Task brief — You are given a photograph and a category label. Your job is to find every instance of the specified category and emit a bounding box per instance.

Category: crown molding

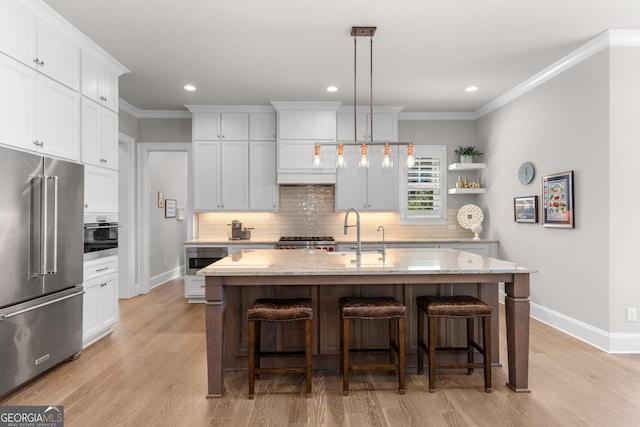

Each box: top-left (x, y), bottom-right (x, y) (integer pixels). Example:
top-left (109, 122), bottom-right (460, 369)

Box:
top-left (474, 29), bottom-right (640, 119)
top-left (120, 30), bottom-right (640, 121)
top-left (399, 112), bottom-right (476, 121)
top-left (118, 99), bottom-right (191, 119)
top-left (185, 105), bottom-right (275, 113)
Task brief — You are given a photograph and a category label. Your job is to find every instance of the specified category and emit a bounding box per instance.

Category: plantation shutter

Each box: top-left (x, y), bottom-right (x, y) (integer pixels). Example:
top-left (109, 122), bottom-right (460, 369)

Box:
top-left (400, 145), bottom-right (447, 224)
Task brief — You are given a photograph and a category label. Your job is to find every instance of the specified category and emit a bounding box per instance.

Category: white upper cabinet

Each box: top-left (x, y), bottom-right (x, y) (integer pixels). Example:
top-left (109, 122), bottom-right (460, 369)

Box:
top-left (0, 0), bottom-right (36, 67)
top-left (81, 51), bottom-right (119, 112)
top-left (81, 98), bottom-right (118, 169)
top-left (249, 112), bottom-right (276, 141)
top-left (249, 140), bottom-right (278, 211)
top-left (0, 54), bottom-right (36, 150)
top-left (337, 111), bottom-right (399, 142)
top-left (278, 110), bottom-right (336, 140)
top-left (335, 144), bottom-right (398, 212)
top-left (36, 19), bottom-right (80, 91)
top-left (84, 165), bottom-right (118, 215)
top-left (36, 74), bottom-right (80, 160)
top-left (193, 113), bottom-right (249, 141)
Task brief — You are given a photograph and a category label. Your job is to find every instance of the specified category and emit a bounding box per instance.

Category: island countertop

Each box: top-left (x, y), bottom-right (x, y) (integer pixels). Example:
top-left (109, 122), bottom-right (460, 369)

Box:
top-left (197, 248), bottom-right (535, 277)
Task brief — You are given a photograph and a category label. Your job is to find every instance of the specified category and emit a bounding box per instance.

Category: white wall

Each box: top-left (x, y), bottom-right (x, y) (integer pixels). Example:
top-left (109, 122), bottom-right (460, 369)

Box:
top-left (476, 47), bottom-right (640, 351)
top-left (149, 151), bottom-right (188, 282)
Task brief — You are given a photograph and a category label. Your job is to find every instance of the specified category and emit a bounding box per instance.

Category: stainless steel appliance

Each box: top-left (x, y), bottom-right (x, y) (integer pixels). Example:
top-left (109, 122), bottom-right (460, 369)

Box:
top-left (186, 247), bottom-right (228, 275)
top-left (276, 236), bottom-right (336, 251)
top-left (84, 216), bottom-right (118, 261)
top-left (228, 220), bottom-right (253, 240)
top-left (0, 146), bottom-right (84, 398)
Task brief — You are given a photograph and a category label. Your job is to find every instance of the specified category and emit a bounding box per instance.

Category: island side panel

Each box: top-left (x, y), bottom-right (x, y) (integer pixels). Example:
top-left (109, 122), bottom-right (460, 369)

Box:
top-left (205, 276), bottom-right (225, 397)
top-left (505, 273), bottom-right (531, 392)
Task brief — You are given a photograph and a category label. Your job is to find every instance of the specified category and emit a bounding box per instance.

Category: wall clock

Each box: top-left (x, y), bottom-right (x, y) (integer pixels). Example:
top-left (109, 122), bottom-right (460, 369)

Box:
top-left (518, 162), bottom-right (535, 184)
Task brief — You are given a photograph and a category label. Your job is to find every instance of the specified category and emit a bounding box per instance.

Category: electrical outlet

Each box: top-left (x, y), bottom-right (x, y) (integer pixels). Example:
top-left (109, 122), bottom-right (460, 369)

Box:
top-left (627, 307), bottom-right (637, 322)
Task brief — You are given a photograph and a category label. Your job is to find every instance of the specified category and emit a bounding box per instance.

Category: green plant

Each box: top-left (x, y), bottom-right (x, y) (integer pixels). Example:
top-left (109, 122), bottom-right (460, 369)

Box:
top-left (454, 146), bottom-right (483, 158)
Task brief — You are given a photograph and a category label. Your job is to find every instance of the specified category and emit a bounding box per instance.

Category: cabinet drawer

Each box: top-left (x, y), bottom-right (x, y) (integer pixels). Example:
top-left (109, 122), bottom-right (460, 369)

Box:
top-left (84, 256), bottom-right (117, 281)
top-left (185, 276), bottom-right (205, 297)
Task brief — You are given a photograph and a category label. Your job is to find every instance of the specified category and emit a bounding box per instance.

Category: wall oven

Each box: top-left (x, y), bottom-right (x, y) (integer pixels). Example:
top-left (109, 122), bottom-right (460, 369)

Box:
top-left (186, 247), bottom-right (228, 275)
top-left (84, 216), bottom-right (118, 260)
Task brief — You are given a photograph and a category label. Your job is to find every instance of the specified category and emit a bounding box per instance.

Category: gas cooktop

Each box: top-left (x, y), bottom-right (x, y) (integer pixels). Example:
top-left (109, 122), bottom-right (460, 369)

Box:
top-left (278, 236), bottom-right (334, 242)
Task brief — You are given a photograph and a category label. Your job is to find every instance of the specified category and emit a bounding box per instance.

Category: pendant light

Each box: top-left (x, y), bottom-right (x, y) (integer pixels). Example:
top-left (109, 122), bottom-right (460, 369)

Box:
top-left (312, 143), bottom-right (322, 168)
top-left (382, 143), bottom-right (393, 168)
top-left (406, 143), bottom-right (415, 168)
top-left (336, 143), bottom-right (346, 167)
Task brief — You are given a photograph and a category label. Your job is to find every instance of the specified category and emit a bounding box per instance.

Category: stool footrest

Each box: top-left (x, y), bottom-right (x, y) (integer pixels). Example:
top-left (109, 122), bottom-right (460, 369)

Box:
top-left (350, 363), bottom-right (398, 371)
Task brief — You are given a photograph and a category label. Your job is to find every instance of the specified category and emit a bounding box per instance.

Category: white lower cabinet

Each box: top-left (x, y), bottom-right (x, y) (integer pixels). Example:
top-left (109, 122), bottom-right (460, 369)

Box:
top-left (82, 255), bottom-right (118, 347)
top-left (185, 275), bottom-right (205, 303)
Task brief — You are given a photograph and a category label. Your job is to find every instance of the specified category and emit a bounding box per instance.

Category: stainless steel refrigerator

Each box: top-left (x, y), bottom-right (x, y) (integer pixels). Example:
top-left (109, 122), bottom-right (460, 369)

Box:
top-left (0, 146), bottom-right (84, 397)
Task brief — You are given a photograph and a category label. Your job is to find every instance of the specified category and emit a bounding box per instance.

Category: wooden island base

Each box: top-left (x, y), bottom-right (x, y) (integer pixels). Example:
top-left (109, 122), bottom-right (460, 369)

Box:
top-left (200, 249), bottom-right (533, 397)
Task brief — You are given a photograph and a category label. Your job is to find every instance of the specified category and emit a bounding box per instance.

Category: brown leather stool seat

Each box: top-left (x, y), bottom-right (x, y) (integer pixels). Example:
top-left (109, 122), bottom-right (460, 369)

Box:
top-left (247, 298), bottom-right (313, 399)
top-left (339, 296), bottom-right (406, 396)
top-left (417, 295), bottom-right (492, 393)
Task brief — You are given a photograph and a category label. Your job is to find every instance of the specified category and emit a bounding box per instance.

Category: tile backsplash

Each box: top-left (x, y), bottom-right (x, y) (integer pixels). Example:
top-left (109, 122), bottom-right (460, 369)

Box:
top-left (197, 185), bottom-right (474, 241)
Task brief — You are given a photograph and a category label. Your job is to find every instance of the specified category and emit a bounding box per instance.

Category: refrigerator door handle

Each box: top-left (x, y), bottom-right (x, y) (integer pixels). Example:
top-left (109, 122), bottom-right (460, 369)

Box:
top-left (49, 175), bottom-right (59, 275)
top-left (0, 290), bottom-right (84, 320)
top-left (39, 174), bottom-right (48, 277)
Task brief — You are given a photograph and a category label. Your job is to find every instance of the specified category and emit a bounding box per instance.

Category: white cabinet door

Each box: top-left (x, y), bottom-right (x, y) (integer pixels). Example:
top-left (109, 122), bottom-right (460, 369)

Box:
top-left (0, 0), bottom-right (36, 67)
top-left (82, 280), bottom-right (100, 341)
top-left (81, 98), bottom-right (101, 166)
top-left (249, 140), bottom-right (278, 211)
top-left (249, 112), bottom-right (276, 141)
top-left (220, 141), bottom-right (249, 210)
top-left (221, 113), bottom-right (249, 141)
top-left (36, 18), bottom-right (79, 91)
top-left (0, 54), bottom-right (36, 150)
top-left (335, 145), bottom-right (367, 210)
top-left (278, 110), bottom-right (336, 140)
top-left (84, 165), bottom-right (118, 214)
top-left (370, 113), bottom-right (398, 142)
top-left (36, 74), bottom-right (80, 160)
top-left (193, 141), bottom-right (221, 210)
top-left (366, 146), bottom-right (398, 211)
top-left (81, 52), bottom-right (119, 113)
top-left (99, 276), bottom-right (118, 328)
top-left (337, 113), bottom-right (367, 142)
top-left (100, 107), bottom-right (118, 169)
top-left (193, 113), bottom-right (221, 140)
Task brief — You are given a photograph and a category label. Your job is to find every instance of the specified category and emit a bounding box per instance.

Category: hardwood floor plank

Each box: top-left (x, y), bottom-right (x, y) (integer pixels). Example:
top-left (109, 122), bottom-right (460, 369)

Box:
top-left (2, 278), bottom-right (640, 427)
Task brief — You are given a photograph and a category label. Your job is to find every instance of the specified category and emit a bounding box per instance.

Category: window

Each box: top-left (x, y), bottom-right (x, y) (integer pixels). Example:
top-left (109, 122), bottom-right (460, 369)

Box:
top-left (399, 145), bottom-right (446, 224)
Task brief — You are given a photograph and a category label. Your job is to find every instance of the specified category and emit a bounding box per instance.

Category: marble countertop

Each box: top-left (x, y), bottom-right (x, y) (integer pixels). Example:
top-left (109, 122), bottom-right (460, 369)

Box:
top-left (197, 248), bottom-right (535, 276)
top-left (184, 238), bottom-right (499, 245)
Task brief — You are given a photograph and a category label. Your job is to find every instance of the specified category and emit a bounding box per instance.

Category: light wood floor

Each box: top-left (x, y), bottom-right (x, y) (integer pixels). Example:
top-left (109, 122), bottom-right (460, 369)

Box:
top-left (2, 278), bottom-right (640, 426)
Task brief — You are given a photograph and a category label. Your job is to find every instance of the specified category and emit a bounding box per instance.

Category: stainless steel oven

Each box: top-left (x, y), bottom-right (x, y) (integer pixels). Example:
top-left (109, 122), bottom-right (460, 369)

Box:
top-left (84, 217), bottom-right (118, 261)
top-left (186, 247), bottom-right (228, 275)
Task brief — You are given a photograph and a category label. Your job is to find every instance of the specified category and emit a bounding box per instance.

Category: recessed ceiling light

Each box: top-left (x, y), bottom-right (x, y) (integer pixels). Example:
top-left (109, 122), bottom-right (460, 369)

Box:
top-left (184, 84), bottom-right (196, 91)
top-left (465, 85), bottom-right (478, 93)
top-left (326, 86), bottom-right (338, 93)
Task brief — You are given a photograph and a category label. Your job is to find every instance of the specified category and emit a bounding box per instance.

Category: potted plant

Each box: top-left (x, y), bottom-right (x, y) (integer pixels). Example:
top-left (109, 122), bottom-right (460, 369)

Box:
top-left (454, 146), bottom-right (483, 163)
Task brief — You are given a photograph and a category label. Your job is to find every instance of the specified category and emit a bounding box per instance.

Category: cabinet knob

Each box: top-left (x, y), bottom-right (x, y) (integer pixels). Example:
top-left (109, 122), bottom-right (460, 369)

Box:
top-left (84, 203), bottom-right (88, 208)
top-left (100, 96), bottom-right (107, 101)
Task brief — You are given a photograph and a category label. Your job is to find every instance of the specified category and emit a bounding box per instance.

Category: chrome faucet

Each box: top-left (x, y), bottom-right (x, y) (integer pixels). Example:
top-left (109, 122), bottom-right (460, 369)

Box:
top-left (377, 225), bottom-right (386, 256)
top-left (344, 207), bottom-right (361, 256)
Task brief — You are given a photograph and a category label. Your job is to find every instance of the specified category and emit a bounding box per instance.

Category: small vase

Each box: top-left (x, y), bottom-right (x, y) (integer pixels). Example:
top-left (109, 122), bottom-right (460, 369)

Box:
top-left (460, 155), bottom-right (473, 164)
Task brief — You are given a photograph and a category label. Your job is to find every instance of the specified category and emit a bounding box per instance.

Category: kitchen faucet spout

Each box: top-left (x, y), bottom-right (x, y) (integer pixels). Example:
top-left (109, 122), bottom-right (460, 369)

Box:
top-left (344, 208), bottom-right (361, 256)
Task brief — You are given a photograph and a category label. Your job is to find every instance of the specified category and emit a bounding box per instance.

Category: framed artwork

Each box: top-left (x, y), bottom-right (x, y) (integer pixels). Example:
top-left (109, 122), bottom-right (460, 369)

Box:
top-left (514, 196), bottom-right (538, 223)
top-left (542, 171), bottom-right (574, 228)
top-left (164, 199), bottom-right (177, 218)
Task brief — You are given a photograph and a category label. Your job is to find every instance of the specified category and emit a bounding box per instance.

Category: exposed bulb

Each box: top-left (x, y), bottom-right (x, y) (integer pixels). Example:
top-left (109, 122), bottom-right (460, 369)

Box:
top-left (336, 143), bottom-right (347, 168)
top-left (358, 143), bottom-right (369, 168)
top-left (382, 143), bottom-right (393, 168)
top-left (406, 143), bottom-right (415, 168)
top-left (312, 143), bottom-right (322, 168)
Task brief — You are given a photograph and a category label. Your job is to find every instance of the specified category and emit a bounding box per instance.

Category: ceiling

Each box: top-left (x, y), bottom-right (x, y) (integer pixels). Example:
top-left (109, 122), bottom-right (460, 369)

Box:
top-left (43, 0), bottom-right (640, 113)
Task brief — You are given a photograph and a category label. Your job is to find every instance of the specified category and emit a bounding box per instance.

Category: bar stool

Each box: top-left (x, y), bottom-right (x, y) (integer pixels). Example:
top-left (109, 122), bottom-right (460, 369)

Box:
top-left (416, 295), bottom-right (492, 393)
top-left (339, 296), bottom-right (406, 396)
top-left (247, 298), bottom-right (313, 399)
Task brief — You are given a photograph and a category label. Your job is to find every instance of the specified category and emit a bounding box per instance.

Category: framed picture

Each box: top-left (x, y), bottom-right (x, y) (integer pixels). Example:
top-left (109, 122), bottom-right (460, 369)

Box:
top-left (542, 171), bottom-right (574, 228)
top-left (514, 196), bottom-right (538, 223)
top-left (164, 199), bottom-right (177, 218)
top-left (158, 191), bottom-right (164, 208)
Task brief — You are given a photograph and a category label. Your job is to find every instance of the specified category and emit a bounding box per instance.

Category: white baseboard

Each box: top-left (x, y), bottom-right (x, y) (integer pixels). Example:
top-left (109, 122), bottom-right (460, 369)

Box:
top-left (499, 289), bottom-right (640, 353)
top-left (150, 265), bottom-right (184, 289)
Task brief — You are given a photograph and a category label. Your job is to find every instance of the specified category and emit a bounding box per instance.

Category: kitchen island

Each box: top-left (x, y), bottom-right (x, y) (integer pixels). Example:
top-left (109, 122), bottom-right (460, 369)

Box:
top-left (198, 248), bottom-right (535, 397)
